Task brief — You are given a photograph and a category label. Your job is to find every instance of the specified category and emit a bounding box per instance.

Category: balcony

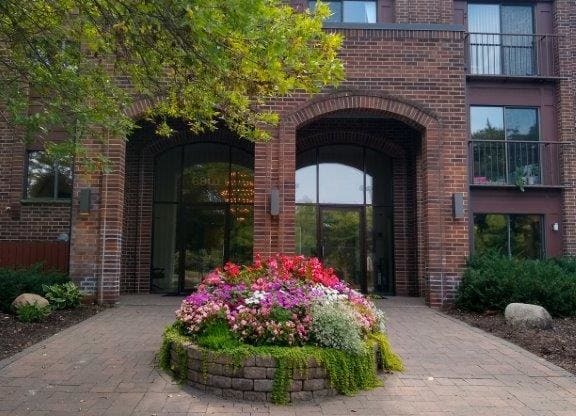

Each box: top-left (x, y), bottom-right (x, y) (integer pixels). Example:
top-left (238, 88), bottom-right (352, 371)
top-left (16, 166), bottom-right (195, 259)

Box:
top-left (466, 33), bottom-right (559, 78)
top-left (469, 140), bottom-right (565, 188)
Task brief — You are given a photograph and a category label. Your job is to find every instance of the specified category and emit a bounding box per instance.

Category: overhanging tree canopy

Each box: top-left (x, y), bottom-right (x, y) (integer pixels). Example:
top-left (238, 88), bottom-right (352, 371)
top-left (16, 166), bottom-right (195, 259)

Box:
top-left (0, 0), bottom-right (343, 165)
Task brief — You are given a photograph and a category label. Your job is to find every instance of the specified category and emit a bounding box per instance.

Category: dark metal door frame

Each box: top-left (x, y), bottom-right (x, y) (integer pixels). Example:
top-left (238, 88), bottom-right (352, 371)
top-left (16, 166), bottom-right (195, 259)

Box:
top-left (318, 205), bottom-right (367, 293)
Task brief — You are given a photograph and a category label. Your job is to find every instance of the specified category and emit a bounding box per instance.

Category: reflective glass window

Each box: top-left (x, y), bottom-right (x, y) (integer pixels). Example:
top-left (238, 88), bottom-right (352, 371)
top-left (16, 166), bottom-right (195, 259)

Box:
top-left (309, 1), bottom-right (376, 23)
top-left (319, 145), bottom-right (364, 204)
top-left (26, 150), bottom-right (73, 199)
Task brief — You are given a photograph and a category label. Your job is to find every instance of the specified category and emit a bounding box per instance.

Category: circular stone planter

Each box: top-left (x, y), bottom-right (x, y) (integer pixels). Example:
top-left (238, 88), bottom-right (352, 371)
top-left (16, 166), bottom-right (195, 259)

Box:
top-left (168, 342), bottom-right (385, 403)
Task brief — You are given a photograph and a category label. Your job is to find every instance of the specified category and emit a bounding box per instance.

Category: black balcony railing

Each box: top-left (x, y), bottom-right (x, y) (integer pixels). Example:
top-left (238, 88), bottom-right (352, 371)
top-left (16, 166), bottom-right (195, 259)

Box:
top-left (466, 33), bottom-right (559, 77)
top-left (469, 140), bottom-right (564, 187)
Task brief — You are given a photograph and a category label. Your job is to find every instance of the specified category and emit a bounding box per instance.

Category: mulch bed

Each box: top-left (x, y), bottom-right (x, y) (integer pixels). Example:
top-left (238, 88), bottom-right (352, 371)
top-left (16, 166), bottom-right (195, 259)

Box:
top-left (448, 309), bottom-right (576, 376)
top-left (0, 305), bottom-right (102, 362)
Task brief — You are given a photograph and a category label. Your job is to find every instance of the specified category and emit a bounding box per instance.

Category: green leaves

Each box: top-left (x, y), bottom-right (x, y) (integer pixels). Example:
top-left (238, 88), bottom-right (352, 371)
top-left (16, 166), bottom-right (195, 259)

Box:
top-left (0, 0), bottom-right (344, 162)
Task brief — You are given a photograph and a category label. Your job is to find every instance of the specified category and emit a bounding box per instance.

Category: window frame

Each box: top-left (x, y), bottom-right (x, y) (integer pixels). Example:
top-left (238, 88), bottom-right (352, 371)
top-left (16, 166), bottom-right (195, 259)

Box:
top-left (470, 105), bottom-right (542, 185)
top-left (24, 150), bottom-right (73, 201)
top-left (308, 0), bottom-right (378, 24)
top-left (467, 3), bottom-right (537, 76)
top-left (473, 213), bottom-right (544, 259)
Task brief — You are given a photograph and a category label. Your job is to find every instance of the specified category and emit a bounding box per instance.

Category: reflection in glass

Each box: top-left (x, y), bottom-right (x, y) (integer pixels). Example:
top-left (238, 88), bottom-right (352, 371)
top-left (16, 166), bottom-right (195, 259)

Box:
top-left (308, 1), bottom-right (342, 22)
top-left (181, 207), bottom-right (226, 291)
top-left (229, 206), bottom-right (253, 265)
top-left (26, 151), bottom-right (73, 199)
top-left (151, 203), bottom-right (179, 293)
top-left (343, 1), bottom-right (376, 23)
top-left (471, 107), bottom-right (541, 186)
top-left (367, 206), bottom-right (394, 294)
top-left (296, 149), bottom-right (317, 203)
top-left (366, 149), bottom-right (393, 206)
top-left (319, 146), bottom-right (364, 204)
top-left (470, 107), bottom-right (505, 185)
top-left (295, 144), bottom-right (394, 294)
top-left (296, 205), bottom-right (317, 257)
top-left (152, 142), bottom-right (254, 293)
top-left (474, 214), bottom-right (508, 256)
top-left (321, 208), bottom-right (362, 289)
top-left (474, 214), bottom-right (542, 259)
top-left (183, 143), bottom-right (229, 204)
top-left (154, 147), bottom-right (181, 203)
top-left (309, 1), bottom-right (376, 23)
top-left (510, 215), bottom-right (541, 259)
top-left (471, 107), bottom-right (505, 140)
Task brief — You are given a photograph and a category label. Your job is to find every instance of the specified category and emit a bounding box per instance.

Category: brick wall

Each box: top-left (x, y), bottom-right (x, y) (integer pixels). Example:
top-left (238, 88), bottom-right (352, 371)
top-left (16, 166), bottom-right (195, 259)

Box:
top-left (77, 25), bottom-right (469, 306)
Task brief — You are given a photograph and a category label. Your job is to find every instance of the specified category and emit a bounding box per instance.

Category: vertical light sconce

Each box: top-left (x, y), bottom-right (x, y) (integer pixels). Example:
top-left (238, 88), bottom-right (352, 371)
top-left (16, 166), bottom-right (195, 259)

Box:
top-left (79, 188), bottom-right (92, 214)
top-left (452, 193), bottom-right (464, 219)
top-left (270, 188), bottom-right (280, 217)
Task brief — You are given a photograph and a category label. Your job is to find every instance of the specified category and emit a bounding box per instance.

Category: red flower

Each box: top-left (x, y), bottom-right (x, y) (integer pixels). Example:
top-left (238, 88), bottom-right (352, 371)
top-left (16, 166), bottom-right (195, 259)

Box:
top-left (224, 262), bottom-right (241, 277)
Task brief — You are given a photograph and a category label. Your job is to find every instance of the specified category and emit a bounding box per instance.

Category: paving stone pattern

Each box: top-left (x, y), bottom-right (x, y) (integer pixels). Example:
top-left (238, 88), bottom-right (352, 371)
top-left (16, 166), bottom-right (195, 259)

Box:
top-left (1, 295), bottom-right (576, 415)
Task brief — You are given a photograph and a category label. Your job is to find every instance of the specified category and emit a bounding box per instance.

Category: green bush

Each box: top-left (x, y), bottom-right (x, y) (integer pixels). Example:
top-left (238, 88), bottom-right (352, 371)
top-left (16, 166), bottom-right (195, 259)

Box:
top-left (16, 303), bottom-right (51, 322)
top-left (43, 282), bottom-right (82, 309)
top-left (0, 265), bottom-right (69, 313)
top-left (456, 252), bottom-right (576, 317)
top-left (309, 302), bottom-right (365, 354)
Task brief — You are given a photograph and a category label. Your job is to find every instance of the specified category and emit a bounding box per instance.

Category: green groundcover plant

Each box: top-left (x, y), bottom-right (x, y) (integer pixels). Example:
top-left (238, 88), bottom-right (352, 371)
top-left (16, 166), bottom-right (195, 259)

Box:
top-left (43, 282), bottom-right (83, 309)
top-left (456, 252), bottom-right (576, 317)
top-left (0, 265), bottom-right (69, 313)
top-left (15, 303), bottom-right (52, 323)
top-left (159, 255), bottom-right (403, 404)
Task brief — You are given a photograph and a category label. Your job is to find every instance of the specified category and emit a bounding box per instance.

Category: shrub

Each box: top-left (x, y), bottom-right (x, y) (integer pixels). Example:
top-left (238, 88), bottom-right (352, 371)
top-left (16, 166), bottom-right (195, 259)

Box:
top-left (309, 302), bottom-right (364, 354)
top-left (0, 265), bottom-right (69, 313)
top-left (16, 303), bottom-right (51, 322)
top-left (456, 252), bottom-right (576, 317)
top-left (43, 282), bottom-right (82, 309)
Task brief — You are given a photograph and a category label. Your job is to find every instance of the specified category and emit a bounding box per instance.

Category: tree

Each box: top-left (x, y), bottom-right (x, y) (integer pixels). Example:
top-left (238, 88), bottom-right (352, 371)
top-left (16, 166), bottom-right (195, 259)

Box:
top-left (0, 0), bottom-right (343, 167)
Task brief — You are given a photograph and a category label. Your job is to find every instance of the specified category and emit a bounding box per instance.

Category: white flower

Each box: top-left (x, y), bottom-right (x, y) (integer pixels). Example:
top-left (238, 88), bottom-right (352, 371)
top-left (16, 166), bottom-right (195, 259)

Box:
top-left (245, 290), bottom-right (266, 305)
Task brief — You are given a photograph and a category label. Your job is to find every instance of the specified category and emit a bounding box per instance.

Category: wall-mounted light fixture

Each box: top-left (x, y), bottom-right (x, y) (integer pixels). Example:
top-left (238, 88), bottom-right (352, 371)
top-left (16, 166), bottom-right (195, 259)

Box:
top-left (79, 188), bottom-right (92, 214)
top-left (552, 222), bottom-right (559, 232)
top-left (452, 193), bottom-right (464, 219)
top-left (270, 188), bottom-right (280, 217)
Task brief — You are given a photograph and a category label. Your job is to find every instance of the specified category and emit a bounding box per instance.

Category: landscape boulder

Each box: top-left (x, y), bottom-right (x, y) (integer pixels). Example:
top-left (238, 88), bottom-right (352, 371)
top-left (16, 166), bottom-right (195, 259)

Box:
top-left (11, 293), bottom-right (49, 309)
top-left (504, 303), bottom-right (553, 330)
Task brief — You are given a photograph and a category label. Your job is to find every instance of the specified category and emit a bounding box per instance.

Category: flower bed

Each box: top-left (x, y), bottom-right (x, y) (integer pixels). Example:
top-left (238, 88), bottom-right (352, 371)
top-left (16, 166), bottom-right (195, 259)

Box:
top-left (159, 255), bottom-right (403, 404)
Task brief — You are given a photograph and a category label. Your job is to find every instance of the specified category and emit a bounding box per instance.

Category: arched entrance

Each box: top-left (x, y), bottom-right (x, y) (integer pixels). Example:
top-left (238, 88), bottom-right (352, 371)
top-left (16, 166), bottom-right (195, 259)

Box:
top-left (295, 144), bottom-right (394, 294)
top-left (120, 121), bottom-right (255, 295)
top-left (151, 141), bottom-right (254, 293)
top-left (292, 108), bottom-right (423, 297)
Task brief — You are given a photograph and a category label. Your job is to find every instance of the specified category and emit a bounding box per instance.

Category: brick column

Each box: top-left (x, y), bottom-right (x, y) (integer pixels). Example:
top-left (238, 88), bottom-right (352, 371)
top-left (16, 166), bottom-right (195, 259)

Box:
top-left (555, 1), bottom-right (576, 255)
top-left (69, 135), bottom-right (126, 304)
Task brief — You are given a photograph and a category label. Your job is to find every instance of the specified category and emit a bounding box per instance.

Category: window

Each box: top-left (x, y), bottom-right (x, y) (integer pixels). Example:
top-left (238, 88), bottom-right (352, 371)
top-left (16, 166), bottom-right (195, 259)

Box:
top-left (470, 106), bottom-right (540, 186)
top-left (468, 4), bottom-right (535, 75)
top-left (309, 1), bottom-right (377, 23)
top-left (474, 214), bottom-right (543, 259)
top-left (25, 151), bottom-right (73, 199)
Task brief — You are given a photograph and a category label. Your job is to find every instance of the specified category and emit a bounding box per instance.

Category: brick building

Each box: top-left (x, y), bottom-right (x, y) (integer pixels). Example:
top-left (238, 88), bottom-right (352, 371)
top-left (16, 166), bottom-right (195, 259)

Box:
top-left (1, 0), bottom-right (574, 308)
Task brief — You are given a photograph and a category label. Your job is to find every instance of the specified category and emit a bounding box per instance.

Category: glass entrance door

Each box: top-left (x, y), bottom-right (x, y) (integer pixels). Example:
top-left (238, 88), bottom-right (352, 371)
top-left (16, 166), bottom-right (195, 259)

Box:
top-left (320, 207), bottom-right (365, 292)
top-left (151, 141), bottom-right (254, 294)
top-left (179, 206), bottom-right (226, 293)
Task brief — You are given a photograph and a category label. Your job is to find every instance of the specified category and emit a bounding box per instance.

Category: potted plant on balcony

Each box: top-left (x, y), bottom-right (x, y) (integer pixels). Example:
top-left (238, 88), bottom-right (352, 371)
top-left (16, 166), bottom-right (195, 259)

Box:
top-left (514, 164), bottom-right (540, 191)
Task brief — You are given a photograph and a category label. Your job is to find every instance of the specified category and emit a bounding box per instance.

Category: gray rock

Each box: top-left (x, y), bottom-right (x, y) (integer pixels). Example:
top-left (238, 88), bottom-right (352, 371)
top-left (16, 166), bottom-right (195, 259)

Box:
top-left (12, 293), bottom-right (49, 309)
top-left (504, 303), bottom-right (553, 330)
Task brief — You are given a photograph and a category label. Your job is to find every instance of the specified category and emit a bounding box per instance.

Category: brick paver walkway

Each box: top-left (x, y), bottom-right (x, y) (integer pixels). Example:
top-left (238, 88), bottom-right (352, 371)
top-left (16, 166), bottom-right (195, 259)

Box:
top-left (1, 295), bottom-right (575, 415)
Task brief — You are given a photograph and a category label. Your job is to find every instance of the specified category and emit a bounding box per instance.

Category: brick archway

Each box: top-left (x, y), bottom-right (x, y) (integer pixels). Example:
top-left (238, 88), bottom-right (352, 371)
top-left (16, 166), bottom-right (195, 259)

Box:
top-left (254, 91), bottom-right (453, 305)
